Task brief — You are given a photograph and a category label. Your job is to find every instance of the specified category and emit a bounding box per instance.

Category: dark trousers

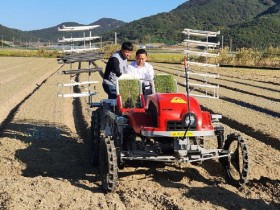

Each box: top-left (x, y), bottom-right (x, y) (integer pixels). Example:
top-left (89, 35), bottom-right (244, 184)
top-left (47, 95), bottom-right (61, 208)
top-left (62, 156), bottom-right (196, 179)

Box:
top-left (102, 83), bottom-right (117, 99)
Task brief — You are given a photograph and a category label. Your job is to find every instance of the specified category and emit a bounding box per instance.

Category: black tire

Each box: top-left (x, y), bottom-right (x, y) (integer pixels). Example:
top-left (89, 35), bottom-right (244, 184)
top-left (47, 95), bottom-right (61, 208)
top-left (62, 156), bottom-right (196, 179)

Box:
top-left (99, 136), bottom-right (118, 192)
top-left (222, 133), bottom-right (249, 187)
top-left (90, 109), bottom-right (100, 167)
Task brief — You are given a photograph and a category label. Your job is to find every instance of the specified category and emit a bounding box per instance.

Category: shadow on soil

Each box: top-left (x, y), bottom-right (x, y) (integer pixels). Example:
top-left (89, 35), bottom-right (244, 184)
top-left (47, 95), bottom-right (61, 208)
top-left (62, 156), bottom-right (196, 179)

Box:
top-left (119, 161), bottom-right (279, 210)
top-left (1, 120), bottom-right (102, 193)
top-left (119, 160), bottom-right (224, 190)
top-left (183, 177), bottom-right (280, 210)
top-left (0, 70), bottom-right (103, 193)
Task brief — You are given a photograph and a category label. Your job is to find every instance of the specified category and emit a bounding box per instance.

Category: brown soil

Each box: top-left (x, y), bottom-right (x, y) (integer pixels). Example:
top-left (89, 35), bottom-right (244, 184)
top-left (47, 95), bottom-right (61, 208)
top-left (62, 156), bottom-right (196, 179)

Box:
top-left (0, 57), bottom-right (279, 210)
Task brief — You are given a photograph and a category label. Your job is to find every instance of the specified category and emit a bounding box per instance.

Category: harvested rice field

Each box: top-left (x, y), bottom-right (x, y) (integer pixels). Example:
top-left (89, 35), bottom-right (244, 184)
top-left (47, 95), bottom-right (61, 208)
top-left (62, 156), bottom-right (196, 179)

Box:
top-left (0, 57), bottom-right (279, 210)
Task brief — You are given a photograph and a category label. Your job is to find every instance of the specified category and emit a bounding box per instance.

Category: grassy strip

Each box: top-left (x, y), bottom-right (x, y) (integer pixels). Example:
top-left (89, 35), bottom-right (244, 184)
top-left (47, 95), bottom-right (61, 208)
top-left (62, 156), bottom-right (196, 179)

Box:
top-left (216, 47), bottom-right (280, 67)
top-left (1, 45), bottom-right (279, 68)
top-left (102, 44), bottom-right (279, 67)
top-left (148, 53), bottom-right (184, 63)
top-left (0, 48), bottom-right (59, 58)
top-left (147, 47), bottom-right (280, 68)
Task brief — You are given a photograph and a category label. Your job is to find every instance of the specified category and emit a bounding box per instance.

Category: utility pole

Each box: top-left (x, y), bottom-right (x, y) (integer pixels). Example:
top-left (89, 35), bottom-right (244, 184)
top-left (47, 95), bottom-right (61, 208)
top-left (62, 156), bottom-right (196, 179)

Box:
top-left (115, 32), bottom-right (117, 45)
top-left (221, 35), bottom-right (224, 50)
top-left (230, 38), bottom-right (232, 53)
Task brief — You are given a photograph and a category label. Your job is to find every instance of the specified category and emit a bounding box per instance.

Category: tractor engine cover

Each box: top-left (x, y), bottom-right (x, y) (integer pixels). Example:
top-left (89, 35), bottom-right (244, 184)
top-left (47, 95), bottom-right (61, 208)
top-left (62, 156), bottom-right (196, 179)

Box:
top-left (146, 93), bottom-right (213, 131)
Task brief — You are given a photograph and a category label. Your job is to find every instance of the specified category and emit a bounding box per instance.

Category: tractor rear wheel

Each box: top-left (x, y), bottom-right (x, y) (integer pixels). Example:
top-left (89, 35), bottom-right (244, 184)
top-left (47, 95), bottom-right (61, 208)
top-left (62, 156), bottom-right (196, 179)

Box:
top-left (99, 136), bottom-right (118, 192)
top-left (221, 133), bottom-right (249, 187)
top-left (90, 109), bottom-right (100, 167)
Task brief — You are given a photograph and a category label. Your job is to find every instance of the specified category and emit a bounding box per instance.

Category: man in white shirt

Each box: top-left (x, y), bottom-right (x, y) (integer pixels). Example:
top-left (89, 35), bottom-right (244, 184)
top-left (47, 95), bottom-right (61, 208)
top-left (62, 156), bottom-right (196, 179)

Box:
top-left (128, 49), bottom-right (154, 95)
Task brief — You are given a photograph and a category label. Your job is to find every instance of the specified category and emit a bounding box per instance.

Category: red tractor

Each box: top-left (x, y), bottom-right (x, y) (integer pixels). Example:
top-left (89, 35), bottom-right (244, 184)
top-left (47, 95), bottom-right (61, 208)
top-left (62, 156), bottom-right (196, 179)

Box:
top-left (56, 27), bottom-right (249, 193)
top-left (90, 73), bottom-right (249, 192)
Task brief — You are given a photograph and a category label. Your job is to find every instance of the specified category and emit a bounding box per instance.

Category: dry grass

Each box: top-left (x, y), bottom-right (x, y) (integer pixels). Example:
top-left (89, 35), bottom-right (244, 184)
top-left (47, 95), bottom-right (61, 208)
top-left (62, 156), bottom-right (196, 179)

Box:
top-left (213, 47), bottom-right (280, 67)
top-left (0, 48), bottom-right (59, 58)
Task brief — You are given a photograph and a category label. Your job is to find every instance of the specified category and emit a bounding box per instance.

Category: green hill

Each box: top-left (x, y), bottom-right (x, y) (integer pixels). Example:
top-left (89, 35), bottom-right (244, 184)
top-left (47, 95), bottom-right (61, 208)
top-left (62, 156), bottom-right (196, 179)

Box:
top-left (27, 18), bottom-right (126, 42)
top-left (102, 0), bottom-right (280, 48)
top-left (0, 24), bottom-right (38, 45)
top-left (0, 18), bottom-right (126, 44)
top-left (228, 11), bottom-right (280, 48)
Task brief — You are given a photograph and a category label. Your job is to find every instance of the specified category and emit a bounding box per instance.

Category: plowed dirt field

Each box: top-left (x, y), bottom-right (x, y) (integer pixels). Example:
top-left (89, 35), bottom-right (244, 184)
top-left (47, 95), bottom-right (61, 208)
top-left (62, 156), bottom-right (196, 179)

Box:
top-left (0, 57), bottom-right (279, 210)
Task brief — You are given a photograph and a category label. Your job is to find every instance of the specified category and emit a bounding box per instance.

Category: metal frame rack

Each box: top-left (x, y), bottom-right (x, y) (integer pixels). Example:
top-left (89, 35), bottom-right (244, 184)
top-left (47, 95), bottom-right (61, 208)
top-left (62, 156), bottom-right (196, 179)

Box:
top-left (182, 28), bottom-right (220, 99)
top-left (57, 25), bottom-right (102, 104)
top-left (58, 25), bottom-right (101, 53)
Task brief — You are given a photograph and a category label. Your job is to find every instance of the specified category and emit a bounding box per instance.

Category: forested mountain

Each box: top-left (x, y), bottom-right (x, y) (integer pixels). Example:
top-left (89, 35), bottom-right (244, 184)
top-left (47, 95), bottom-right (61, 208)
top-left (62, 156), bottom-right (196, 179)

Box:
top-left (0, 18), bottom-right (126, 43)
top-left (102, 0), bottom-right (280, 48)
top-left (26, 18), bottom-right (126, 42)
top-left (0, 24), bottom-right (38, 44)
top-left (228, 9), bottom-right (280, 48)
top-left (1, 0), bottom-right (279, 49)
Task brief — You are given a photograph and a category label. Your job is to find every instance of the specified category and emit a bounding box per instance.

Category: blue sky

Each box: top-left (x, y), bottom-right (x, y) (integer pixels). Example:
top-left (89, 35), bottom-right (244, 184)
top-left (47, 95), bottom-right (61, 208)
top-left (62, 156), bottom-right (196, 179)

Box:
top-left (1, 0), bottom-right (187, 31)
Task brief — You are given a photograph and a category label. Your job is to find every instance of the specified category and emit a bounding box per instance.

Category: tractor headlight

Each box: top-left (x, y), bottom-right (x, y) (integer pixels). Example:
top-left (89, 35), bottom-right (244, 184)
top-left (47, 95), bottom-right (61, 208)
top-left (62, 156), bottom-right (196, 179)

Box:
top-left (184, 114), bottom-right (196, 127)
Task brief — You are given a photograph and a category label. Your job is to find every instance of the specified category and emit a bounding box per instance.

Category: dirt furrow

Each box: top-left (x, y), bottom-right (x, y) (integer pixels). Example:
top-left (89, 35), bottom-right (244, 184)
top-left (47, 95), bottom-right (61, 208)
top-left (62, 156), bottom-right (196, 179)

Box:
top-left (154, 63), bottom-right (280, 93)
top-left (1, 58), bottom-right (279, 209)
top-left (0, 61), bottom-right (108, 209)
top-left (169, 64), bottom-right (280, 85)
top-left (153, 65), bottom-right (280, 102)
top-left (0, 58), bottom-right (63, 127)
top-left (183, 85), bottom-right (280, 146)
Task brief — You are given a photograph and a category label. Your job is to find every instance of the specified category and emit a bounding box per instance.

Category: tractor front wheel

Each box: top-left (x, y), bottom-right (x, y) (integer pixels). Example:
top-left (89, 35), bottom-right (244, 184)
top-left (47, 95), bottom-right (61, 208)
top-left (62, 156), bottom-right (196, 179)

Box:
top-left (99, 136), bottom-right (118, 192)
top-left (221, 133), bottom-right (249, 187)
